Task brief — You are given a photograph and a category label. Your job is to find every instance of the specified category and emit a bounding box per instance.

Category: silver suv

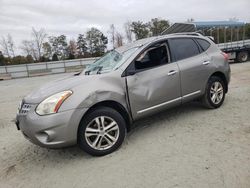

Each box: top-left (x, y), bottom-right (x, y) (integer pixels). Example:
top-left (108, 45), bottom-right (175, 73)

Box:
top-left (16, 33), bottom-right (230, 156)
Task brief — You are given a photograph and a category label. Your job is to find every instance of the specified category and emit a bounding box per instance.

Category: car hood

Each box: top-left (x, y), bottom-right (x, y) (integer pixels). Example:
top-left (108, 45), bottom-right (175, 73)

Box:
top-left (24, 74), bottom-right (98, 104)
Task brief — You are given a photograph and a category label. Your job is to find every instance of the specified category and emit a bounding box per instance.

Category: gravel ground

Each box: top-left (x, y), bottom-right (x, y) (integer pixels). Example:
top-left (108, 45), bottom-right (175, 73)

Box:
top-left (0, 62), bottom-right (250, 188)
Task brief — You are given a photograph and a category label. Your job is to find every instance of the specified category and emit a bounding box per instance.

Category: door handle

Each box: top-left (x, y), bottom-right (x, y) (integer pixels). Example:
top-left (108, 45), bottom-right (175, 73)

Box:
top-left (203, 60), bottom-right (210, 65)
top-left (168, 70), bottom-right (177, 76)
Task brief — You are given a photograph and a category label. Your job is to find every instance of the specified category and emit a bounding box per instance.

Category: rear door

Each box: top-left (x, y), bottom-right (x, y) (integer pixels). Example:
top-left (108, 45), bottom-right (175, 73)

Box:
top-left (168, 37), bottom-right (213, 102)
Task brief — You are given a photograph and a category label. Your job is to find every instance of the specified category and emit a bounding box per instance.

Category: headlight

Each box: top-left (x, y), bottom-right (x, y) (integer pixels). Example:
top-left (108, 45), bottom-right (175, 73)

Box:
top-left (36, 90), bottom-right (73, 115)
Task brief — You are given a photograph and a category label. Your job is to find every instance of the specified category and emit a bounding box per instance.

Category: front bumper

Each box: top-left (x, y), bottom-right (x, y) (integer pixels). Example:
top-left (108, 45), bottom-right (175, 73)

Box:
top-left (16, 106), bottom-right (88, 148)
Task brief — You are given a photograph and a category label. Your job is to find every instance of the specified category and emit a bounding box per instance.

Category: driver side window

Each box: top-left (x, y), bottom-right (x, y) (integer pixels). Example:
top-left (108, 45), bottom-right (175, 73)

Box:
top-left (135, 45), bottom-right (169, 70)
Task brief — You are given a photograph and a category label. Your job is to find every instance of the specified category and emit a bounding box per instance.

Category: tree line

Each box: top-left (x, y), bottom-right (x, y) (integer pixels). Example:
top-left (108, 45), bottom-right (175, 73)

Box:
top-left (1, 18), bottom-right (250, 66)
top-left (0, 18), bottom-right (170, 66)
top-left (0, 27), bottom-right (109, 65)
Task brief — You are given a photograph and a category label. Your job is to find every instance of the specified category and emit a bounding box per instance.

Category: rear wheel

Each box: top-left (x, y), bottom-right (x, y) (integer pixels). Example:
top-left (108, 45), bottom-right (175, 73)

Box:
top-left (78, 107), bottom-right (126, 156)
top-left (202, 76), bottom-right (226, 109)
top-left (237, 51), bottom-right (248, 62)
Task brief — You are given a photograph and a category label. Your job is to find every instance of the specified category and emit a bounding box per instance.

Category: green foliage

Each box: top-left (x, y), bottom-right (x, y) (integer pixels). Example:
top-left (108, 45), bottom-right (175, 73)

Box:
top-left (0, 51), bottom-right (5, 65)
top-left (68, 52), bottom-right (75, 60)
top-left (52, 53), bottom-right (59, 61)
top-left (67, 40), bottom-right (77, 59)
top-left (42, 42), bottom-right (52, 60)
top-left (131, 21), bottom-right (150, 40)
top-left (86, 27), bottom-right (108, 56)
top-left (12, 56), bottom-right (26, 64)
top-left (130, 18), bottom-right (169, 39)
top-left (0, 51), bottom-right (35, 65)
top-left (49, 35), bottom-right (68, 60)
top-left (148, 18), bottom-right (170, 36)
top-left (77, 34), bottom-right (88, 57)
top-left (26, 55), bottom-right (34, 63)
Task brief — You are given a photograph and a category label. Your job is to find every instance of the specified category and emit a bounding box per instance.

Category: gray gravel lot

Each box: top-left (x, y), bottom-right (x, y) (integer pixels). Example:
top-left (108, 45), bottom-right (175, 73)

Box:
top-left (0, 62), bottom-right (250, 188)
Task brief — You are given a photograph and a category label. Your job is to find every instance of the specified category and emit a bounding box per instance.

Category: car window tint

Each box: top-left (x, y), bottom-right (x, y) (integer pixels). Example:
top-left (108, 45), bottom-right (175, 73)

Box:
top-left (135, 45), bottom-right (168, 70)
top-left (196, 38), bottom-right (211, 51)
top-left (170, 38), bottom-right (200, 61)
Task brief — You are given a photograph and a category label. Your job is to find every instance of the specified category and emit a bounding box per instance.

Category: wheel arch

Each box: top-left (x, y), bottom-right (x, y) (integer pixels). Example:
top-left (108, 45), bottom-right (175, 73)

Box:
top-left (79, 100), bottom-right (132, 133)
top-left (209, 71), bottom-right (228, 93)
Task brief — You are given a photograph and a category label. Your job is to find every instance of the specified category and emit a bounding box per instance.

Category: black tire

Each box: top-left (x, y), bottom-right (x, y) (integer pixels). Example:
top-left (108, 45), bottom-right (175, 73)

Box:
top-left (78, 107), bottom-right (126, 156)
top-left (237, 51), bottom-right (248, 63)
top-left (202, 76), bottom-right (226, 109)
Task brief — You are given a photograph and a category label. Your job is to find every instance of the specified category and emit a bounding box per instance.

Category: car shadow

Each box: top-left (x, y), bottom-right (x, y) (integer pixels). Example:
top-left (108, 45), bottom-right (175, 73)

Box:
top-left (39, 101), bottom-right (205, 153)
top-left (9, 100), bottom-right (218, 173)
top-left (127, 101), bottom-right (207, 138)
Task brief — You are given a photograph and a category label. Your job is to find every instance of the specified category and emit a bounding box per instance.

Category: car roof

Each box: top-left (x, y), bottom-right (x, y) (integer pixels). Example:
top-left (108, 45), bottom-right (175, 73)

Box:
top-left (115, 33), bottom-right (207, 53)
top-left (115, 36), bottom-right (158, 53)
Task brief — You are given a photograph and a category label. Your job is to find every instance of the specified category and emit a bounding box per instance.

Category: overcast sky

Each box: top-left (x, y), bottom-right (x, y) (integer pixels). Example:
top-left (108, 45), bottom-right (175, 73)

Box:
top-left (0, 0), bottom-right (250, 49)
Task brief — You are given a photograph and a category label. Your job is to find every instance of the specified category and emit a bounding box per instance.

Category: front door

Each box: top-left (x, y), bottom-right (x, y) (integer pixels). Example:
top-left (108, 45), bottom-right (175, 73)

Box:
top-left (126, 43), bottom-right (181, 120)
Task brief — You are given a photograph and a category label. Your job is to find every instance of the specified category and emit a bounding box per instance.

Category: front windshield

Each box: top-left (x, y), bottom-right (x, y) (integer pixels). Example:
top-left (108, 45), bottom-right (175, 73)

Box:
top-left (83, 47), bottom-right (138, 75)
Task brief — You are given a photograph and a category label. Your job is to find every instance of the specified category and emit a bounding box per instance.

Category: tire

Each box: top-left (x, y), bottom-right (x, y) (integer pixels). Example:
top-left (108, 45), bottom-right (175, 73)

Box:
top-left (78, 107), bottom-right (126, 156)
top-left (202, 76), bottom-right (226, 109)
top-left (237, 51), bottom-right (248, 63)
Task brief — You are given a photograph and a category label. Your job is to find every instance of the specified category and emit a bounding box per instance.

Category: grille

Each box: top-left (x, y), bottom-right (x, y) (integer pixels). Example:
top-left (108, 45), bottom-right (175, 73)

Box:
top-left (19, 103), bottom-right (32, 115)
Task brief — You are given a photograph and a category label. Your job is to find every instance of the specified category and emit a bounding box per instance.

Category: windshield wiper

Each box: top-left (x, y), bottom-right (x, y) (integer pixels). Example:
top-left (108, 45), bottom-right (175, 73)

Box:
top-left (84, 70), bottom-right (91, 75)
top-left (97, 66), bottom-right (103, 74)
top-left (84, 66), bottom-right (103, 75)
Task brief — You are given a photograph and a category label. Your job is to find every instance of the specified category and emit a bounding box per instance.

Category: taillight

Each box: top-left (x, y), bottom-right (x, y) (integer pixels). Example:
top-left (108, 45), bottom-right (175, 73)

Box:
top-left (221, 52), bottom-right (229, 61)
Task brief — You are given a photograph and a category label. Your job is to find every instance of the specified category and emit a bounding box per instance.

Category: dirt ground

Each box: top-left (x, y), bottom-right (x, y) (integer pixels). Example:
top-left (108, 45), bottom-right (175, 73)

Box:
top-left (0, 62), bottom-right (250, 188)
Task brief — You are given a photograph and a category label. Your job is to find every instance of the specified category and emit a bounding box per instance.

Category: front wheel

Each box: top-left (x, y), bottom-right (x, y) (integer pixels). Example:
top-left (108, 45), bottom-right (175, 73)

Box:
top-left (202, 76), bottom-right (226, 109)
top-left (78, 107), bottom-right (126, 156)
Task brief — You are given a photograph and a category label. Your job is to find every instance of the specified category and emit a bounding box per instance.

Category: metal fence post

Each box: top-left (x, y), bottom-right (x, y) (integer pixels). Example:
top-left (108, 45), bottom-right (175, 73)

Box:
top-left (80, 59), bottom-right (83, 69)
top-left (63, 61), bottom-right (66, 73)
top-left (26, 64), bottom-right (29, 77)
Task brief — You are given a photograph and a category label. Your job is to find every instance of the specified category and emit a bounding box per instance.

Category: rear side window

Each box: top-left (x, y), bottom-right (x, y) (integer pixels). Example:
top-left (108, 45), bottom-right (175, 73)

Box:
top-left (196, 38), bottom-right (211, 51)
top-left (169, 38), bottom-right (200, 61)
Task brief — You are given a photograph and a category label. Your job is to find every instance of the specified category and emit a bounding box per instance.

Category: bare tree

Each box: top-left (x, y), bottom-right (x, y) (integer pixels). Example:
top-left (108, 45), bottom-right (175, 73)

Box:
top-left (124, 21), bottom-right (133, 43)
top-left (0, 36), bottom-right (10, 58)
top-left (32, 27), bottom-right (47, 60)
top-left (108, 24), bottom-right (116, 49)
top-left (115, 32), bottom-right (123, 47)
top-left (20, 40), bottom-right (38, 61)
top-left (21, 40), bottom-right (32, 56)
top-left (7, 34), bottom-right (15, 57)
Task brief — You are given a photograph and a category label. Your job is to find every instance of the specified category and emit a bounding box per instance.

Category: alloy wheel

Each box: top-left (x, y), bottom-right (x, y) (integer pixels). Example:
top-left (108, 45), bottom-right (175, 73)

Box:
top-left (84, 116), bottom-right (119, 150)
top-left (210, 81), bottom-right (224, 104)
